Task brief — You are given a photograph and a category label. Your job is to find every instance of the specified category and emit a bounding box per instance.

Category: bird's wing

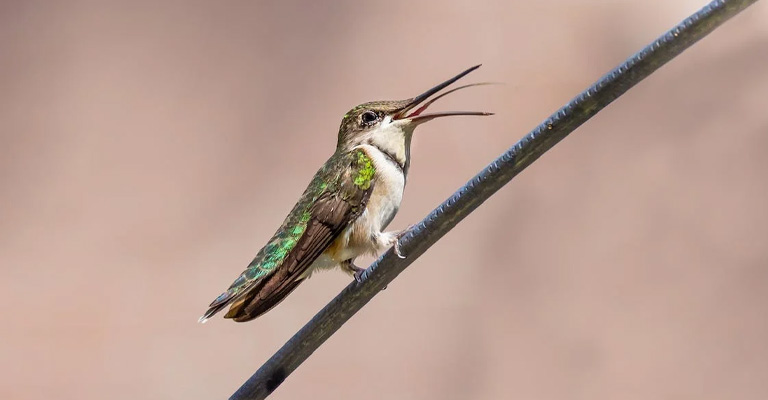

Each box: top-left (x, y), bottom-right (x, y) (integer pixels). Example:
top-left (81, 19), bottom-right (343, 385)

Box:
top-left (199, 149), bottom-right (375, 322)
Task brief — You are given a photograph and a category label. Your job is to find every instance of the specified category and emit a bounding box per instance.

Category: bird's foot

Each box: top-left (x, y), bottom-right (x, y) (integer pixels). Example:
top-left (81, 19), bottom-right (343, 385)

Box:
top-left (392, 224), bottom-right (415, 259)
top-left (344, 260), bottom-right (385, 289)
top-left (342, 259), bottom-right (367, 283)
top-left (353, 268), bottom-right (365, 283)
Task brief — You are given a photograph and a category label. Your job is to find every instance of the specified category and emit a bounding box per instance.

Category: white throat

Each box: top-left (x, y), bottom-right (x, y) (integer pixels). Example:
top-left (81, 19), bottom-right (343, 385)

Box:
top-left (356, 116), bottom-right (414, 174)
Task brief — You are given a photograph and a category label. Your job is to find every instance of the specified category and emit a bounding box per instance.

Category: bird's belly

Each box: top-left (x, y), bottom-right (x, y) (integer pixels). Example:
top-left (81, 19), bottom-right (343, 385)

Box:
top-left (329, 145), bottom-right (405, 262)
top-left (348, 153), bottom-right (405, 257)
top-left (367, 178), bottom-right (403, 231)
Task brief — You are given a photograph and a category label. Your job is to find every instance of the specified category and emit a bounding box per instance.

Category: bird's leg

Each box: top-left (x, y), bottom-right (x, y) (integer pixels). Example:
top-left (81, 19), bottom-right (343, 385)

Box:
top-left (377, 225), bottom-right (415, 259)
top-left (341, 259), bottom-right (366, 282)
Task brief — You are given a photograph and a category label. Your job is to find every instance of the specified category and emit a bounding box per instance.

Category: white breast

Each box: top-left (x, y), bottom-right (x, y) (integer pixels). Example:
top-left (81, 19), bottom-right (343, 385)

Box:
top-left (357, 144), bottom-right (405, 231)
top-left (329, 144), bottom-right (405, 262)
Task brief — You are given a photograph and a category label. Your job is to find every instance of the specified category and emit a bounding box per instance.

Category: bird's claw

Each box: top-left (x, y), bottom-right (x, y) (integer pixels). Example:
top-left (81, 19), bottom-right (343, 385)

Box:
top-left (393, 224), bottom-right (414, 259)
top-left (353, 268), bottom-right (365, 283)
top-left (394, 240), bottom-right (406, 259)
top-left (351, 265), bottom-right (385, 290)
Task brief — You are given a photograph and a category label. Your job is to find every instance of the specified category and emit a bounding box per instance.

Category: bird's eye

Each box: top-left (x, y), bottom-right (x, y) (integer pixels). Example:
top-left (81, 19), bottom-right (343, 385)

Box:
top-left (360, 110), bottom-right (379, 125)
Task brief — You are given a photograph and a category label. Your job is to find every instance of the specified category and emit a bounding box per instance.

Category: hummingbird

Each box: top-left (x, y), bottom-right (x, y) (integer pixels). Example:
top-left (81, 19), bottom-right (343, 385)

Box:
top-left (200, 65), bottom-right (491, 322)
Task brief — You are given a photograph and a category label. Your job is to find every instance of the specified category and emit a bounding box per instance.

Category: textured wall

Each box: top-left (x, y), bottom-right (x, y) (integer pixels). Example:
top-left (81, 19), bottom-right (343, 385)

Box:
top-left (2, 1), bottom-right (768, 399)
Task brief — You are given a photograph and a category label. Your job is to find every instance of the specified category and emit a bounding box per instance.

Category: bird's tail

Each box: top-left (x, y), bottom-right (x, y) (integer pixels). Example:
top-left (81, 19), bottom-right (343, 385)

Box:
top-left (198, 283), bottom-right (252, 323)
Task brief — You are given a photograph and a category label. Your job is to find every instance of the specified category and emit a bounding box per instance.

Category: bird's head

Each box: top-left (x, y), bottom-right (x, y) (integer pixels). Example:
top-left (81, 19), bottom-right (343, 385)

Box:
top-left (336, 65), bottom-right (492, 169)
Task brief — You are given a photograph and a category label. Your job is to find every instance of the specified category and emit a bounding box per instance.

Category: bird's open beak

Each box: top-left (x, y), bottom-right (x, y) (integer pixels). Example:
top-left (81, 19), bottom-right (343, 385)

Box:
top-left (392, 64), bottom-right (493, 124)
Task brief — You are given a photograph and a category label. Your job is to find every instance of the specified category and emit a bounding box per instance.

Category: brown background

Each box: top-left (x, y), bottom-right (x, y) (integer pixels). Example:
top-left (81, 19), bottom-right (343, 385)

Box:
top-left (2, 1), bottom-right (768, 399)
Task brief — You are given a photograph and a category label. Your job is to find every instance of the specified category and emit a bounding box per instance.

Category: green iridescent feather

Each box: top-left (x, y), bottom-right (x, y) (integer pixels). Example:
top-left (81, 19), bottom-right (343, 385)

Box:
top-left (353, 151), bottom-right (375, 190)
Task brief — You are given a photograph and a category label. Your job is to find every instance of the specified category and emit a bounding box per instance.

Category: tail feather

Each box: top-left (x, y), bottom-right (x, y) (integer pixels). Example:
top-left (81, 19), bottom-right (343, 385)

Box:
top-left (198, 283), bottom-right (254, 323)
top-left (198, 303), bottom-right (227, 323)
top-left (228, 278), bottom-right (305, 322)
top-left (199, 269), bottom-right (309, 323)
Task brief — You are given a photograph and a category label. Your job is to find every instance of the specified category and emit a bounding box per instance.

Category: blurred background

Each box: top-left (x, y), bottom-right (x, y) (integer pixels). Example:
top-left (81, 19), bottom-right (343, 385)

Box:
top-left (2, 1), bottom-right (767, 399)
